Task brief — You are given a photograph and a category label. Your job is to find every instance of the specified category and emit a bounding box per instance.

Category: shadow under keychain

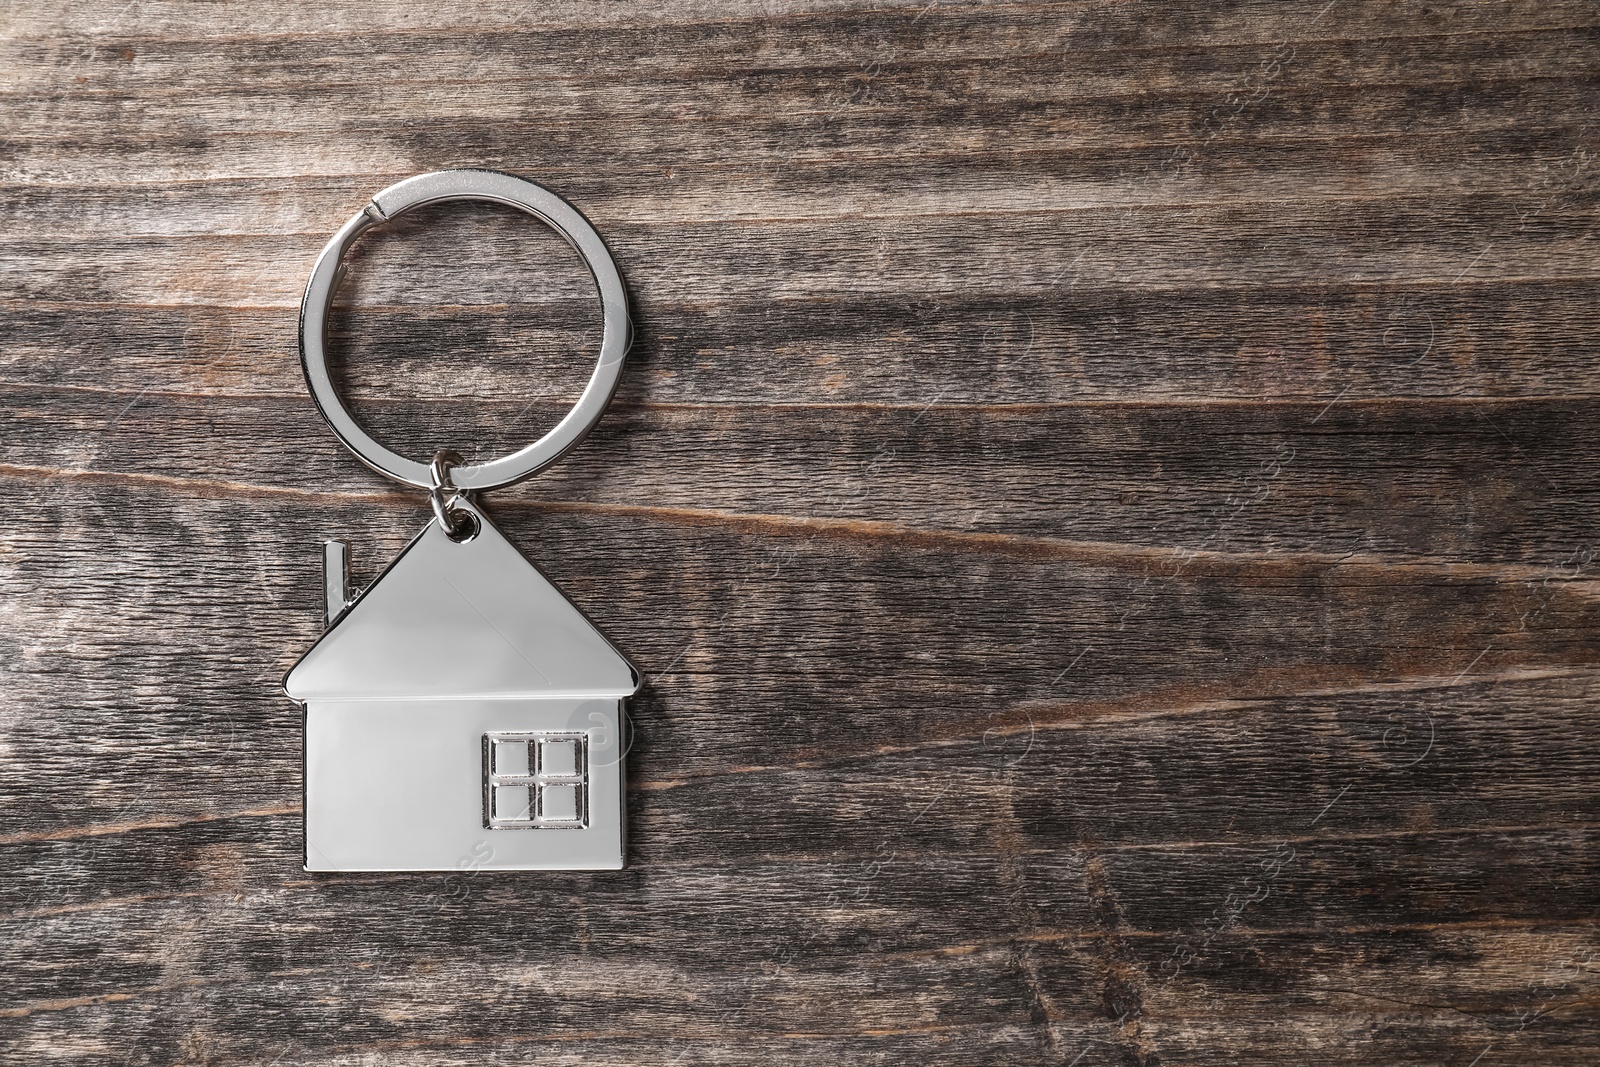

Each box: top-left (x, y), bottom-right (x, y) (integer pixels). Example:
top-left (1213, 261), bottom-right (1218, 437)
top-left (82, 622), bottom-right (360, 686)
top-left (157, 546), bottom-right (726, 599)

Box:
top-left (283, 170), bottom-right (640, 872)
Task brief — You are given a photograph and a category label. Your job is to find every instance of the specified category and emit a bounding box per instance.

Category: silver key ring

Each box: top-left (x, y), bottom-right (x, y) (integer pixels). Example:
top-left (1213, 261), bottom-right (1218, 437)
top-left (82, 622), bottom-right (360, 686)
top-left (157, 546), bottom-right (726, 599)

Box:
top-left (298, 169), bottom-right (632, 491)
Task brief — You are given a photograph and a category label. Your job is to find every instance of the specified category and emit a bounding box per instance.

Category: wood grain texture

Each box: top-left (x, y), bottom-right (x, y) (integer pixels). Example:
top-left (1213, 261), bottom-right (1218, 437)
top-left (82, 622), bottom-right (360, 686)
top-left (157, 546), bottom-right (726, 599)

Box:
top-left (2, 1), bottom-right (1598, 1063)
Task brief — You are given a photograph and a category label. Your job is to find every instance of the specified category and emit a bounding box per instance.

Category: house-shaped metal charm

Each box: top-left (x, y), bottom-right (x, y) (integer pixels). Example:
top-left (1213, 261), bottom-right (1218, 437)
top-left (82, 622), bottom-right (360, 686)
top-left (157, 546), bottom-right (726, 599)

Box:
top-left (283, 498), bottom-right (640, 872)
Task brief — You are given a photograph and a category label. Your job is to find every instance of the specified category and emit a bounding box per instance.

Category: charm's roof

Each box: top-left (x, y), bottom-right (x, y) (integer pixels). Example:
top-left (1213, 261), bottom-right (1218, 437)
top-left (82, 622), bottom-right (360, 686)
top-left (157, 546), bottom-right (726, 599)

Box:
top-left (283, 500), bottom-right (640, 702)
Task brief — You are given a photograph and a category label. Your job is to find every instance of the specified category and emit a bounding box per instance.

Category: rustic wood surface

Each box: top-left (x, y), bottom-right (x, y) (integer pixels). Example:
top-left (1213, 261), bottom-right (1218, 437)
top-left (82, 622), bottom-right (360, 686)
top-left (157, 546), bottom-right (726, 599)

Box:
top-left (3, 1), bottom-right (1598, 1063)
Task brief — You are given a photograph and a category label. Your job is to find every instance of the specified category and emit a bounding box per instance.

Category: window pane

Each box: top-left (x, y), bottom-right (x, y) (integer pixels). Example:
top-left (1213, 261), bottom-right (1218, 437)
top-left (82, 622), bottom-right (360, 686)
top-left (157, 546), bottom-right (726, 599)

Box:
top-left (494, 784), bottom-right (532, 821)
top-left (493, 740), bottom-right (530, 777)
top-left (540, 784), bottom-right (578, 822)
top-left (540, 740), bottom-right (579, 778)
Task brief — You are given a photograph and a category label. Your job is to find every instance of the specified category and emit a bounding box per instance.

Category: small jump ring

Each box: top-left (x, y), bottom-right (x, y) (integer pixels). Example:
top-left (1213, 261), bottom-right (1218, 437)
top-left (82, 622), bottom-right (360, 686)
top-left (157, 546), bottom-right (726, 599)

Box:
top-left (429, 449), bottom-right (462, 494)
top-left (299, 169), bottom-right (632, 492)
top-left (428, 449), bottom-right (477, 541)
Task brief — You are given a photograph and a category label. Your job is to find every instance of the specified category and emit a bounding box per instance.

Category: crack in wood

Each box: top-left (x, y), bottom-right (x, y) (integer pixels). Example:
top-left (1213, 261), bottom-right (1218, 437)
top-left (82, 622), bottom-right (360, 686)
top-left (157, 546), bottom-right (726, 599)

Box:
top-left (1084, 853), bottom-right (1161, 1066)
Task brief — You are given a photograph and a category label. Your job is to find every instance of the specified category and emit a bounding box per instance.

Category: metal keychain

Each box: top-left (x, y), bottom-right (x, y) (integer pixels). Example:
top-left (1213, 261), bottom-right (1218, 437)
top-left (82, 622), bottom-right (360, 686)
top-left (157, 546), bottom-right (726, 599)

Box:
top-left (283, 169), bottom-right (640, 872)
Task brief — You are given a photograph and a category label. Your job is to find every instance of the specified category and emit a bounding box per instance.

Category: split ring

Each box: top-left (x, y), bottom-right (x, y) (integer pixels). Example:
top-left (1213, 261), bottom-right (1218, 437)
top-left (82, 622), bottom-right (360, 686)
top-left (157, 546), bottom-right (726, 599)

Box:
top-left (298, 169), bottom-right (632, 491)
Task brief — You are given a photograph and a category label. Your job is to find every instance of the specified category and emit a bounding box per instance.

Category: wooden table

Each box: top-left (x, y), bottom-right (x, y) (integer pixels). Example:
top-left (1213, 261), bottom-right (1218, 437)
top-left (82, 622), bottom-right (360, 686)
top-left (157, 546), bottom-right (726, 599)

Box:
top-left (3, 2), bottom-right (1597, 1063)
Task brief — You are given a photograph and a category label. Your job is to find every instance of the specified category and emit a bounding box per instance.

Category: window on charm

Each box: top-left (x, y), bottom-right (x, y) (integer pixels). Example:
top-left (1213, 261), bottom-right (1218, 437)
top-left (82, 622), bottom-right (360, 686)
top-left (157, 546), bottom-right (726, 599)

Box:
top-left (484, 732), bottom-right (587, 829)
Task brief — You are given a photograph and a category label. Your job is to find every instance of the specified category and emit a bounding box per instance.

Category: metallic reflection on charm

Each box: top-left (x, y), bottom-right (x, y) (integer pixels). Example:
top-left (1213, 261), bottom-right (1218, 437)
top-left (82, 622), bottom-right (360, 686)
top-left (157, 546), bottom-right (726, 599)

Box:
top-left (284, 499), bottom-right (640, 872)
